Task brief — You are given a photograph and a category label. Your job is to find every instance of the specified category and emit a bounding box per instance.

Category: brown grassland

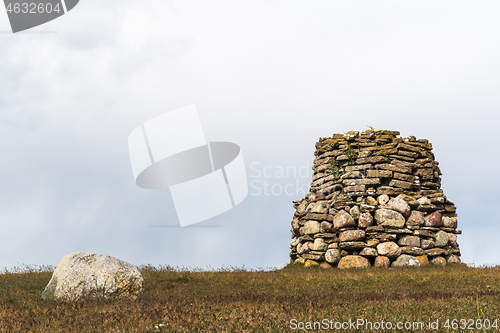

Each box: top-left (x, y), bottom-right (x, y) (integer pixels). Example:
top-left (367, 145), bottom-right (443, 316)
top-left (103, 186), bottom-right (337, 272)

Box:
top-left (0, 263), bottom-right (499, 332)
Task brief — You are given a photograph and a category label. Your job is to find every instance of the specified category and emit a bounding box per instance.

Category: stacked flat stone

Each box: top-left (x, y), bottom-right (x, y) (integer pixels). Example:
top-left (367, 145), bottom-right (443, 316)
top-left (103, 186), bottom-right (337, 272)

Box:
top-left (290, 129), bottom-right (461, 269)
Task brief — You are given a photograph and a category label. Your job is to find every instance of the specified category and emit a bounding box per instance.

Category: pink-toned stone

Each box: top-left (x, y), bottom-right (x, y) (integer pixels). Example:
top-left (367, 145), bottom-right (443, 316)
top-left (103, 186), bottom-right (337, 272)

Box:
top-left (333, 210), bottom-right (357, 229)
top-left (358, 212), bottom-right (374, 228)
top-left (291, 219), bottom-right (300, 233)
top-left (314, 193), bottom-right (326, 200)
top-left (374, 256), bottom-right (390, 268)
top-left (345, 206), bottom-right (351, 212)
top-left (339, 230), bottom-right (366, 242)
top-left (340, 250), bottom-right (350, 257)
top-left (424, 212), bottom-right (443, 227)
top-left (299, 226), bottom-right (305, 236)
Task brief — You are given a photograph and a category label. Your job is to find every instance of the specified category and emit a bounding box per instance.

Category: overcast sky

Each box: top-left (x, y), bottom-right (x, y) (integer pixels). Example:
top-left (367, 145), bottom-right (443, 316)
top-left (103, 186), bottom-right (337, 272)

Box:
top-left (1, 0), bottom-right (499, 270)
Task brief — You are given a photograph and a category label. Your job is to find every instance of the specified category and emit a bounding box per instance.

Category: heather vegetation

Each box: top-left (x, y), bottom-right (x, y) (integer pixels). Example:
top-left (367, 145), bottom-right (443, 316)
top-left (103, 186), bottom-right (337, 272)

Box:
top-left (1, 263), bottom-right (499, 332)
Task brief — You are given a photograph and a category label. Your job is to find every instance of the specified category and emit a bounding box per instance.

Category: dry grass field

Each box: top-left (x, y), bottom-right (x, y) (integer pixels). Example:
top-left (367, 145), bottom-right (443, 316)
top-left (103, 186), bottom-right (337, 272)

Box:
top-left (1, 263), bottom-right (499, 332)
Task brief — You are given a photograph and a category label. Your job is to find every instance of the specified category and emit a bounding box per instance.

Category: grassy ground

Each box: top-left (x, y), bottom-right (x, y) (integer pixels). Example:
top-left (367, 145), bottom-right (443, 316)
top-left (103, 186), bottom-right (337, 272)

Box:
top-left (0, 263), bottom-right (499, 332)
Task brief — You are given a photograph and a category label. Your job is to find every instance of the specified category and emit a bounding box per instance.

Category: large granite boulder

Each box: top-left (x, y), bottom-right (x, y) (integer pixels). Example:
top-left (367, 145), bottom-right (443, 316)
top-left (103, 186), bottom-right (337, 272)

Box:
top-left (41, 252), bottom-right (145, 302)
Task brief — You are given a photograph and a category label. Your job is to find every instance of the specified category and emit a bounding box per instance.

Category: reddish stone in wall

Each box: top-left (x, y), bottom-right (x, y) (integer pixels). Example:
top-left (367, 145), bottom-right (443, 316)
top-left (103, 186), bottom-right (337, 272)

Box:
top-left (424, 212), bottom-right (443, 227)
top-left (374, 256), bottom-right (390, 268)
top-left (358, 212), bottom-right (373, 228)
top-left (333, 210), bottom-right (356, 229)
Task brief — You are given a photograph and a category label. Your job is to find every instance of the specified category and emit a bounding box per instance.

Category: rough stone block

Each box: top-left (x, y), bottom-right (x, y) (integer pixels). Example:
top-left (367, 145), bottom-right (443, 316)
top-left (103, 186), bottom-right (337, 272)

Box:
top-left (345, 164), bottom-right (373, 171)
top-left (339, 241), bottom-right (366, 250)
top-left (374, 209), bottom-right (405, 228)
top-left (389, 179), bottom-right (414, 190)
top-left (344, 185), bottom-right (366, 193)
top-left (377, 164), bottom-right (413, 174)
top-left (393, 172), bottom-right (417, 182)
top-left (407, 211), bottom-right (425, 227)
top-left (342, 178), bottom-right (381, 186)
top-left (397, 150), bottom-right (419, 158)
top-left (398, 235), bottom-right (421, 247)
top-left (376, 186), bottom-right (404, 196)
top-left (397, 142), bottom-right (423, 152)
top-left (304, 221), bottom-right (321, 234)
top-left (425, 248), bottom-right (445, 256)
top-left (356, 156), bottom-right (388, 164)
top-left (365, 169), bottom-right (393, 178)
top-left (400, 246), bottom-right (424, 256)
top-left (339, 230), bottom-right (366, 242)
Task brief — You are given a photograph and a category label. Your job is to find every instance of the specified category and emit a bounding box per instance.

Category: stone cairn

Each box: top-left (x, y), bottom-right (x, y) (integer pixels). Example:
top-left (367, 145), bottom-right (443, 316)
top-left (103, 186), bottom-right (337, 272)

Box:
top-left (290, 129), bottom-right (462, 269)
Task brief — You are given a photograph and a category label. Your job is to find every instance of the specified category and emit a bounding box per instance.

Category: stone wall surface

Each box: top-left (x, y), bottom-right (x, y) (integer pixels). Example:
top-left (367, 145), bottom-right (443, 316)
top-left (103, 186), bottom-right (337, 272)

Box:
top-left (290, 129), bottom-right (461, 268)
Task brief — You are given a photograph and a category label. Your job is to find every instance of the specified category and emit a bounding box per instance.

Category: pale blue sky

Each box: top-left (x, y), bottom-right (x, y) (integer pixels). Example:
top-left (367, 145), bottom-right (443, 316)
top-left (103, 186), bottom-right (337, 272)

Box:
top-left (1, 0), bottom-right (499, 269)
